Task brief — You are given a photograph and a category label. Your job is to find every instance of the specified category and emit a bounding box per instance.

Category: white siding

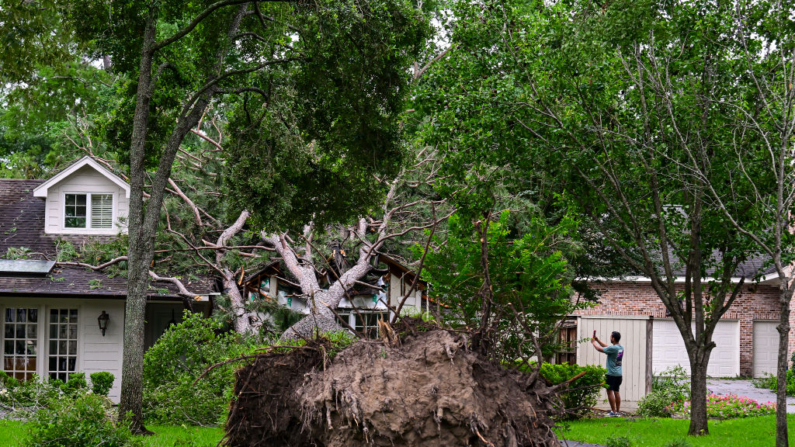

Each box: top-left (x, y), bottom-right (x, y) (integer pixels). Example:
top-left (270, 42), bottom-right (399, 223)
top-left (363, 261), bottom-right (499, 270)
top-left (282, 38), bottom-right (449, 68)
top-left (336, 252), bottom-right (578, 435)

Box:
top-left (0, 298), bottom-right (125, 403)
top-left (576, 316), bottom-right (651, 403)
top-left (387, 273), bottom-right (422, 314)
top-left (44, 165), bottom-right (129, 235)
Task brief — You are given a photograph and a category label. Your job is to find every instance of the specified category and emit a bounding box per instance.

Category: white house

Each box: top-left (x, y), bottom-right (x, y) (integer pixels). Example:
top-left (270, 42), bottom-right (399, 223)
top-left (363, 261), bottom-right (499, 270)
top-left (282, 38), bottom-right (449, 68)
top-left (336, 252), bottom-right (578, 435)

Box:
top-left (0, 157), bottom-right (215, 402)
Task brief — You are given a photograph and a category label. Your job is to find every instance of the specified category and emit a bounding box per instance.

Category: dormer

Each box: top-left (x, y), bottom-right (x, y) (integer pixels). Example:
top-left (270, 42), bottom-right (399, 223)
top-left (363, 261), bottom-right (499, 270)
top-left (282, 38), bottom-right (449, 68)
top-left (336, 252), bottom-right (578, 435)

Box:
top-left (33, 157), bottom-right (130, 235)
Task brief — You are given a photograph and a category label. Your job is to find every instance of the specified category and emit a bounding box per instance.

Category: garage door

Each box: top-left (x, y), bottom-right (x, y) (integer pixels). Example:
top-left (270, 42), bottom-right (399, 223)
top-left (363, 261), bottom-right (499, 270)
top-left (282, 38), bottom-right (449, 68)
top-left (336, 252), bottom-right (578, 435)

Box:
top-left (754, 321), bottom-right (779, 378)
top-left (653, 320), bottom-right (739, 377)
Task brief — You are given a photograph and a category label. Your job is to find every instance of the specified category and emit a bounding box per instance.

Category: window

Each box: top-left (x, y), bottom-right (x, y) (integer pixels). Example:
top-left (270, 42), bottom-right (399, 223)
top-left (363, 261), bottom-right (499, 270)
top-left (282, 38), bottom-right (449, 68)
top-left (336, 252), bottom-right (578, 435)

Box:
top-left (48, 309), bottom-right (78, 382)
top-left (3, 308), bottom-right (39, 381)
top-left (555, 324), bottom-right (578, 365)
top-left (64, 193), bottom-right (113, 229)
top-left (354, 312), bottom-right (388, 339)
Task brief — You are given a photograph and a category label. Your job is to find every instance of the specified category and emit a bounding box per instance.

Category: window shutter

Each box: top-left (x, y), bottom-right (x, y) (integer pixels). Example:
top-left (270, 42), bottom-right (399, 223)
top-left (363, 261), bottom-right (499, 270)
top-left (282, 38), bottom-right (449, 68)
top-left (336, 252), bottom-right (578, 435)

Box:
top-left (91, 194), bottom-right (113, 229)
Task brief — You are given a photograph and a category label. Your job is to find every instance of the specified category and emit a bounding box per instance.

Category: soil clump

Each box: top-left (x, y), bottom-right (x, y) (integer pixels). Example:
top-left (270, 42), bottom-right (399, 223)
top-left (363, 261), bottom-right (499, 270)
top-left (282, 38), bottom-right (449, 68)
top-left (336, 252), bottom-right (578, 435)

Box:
top-left (224, 324), bottom-right (564, 446)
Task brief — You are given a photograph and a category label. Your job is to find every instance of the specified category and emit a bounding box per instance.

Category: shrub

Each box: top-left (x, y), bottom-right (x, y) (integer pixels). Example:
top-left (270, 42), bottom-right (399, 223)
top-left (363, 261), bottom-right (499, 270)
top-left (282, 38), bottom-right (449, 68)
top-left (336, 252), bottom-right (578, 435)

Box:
top-left (669, 393), bottom-right (776, 419)
top-left (62, 372), bottom-right (87, 396)
top-left (605, 435), bottom-right (632, 447)
top-left (143, 311), bottom-right (252, 426)
top-left (90, 372), bottom-right (115, 397)
top-left (26, 393), bottom-right (139, 447)
top-left (538, 362), bottom-right (607, 419)
top-left (752, 370), bottom-right (795, 396)
top-left (638, 366), bottom-right (690, 418)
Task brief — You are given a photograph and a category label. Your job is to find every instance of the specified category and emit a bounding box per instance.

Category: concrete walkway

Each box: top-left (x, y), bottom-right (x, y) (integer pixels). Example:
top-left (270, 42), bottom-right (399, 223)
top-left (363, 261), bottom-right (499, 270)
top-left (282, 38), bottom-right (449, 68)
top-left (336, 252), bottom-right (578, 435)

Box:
top-left (707, 379), bottom-right (795, 413)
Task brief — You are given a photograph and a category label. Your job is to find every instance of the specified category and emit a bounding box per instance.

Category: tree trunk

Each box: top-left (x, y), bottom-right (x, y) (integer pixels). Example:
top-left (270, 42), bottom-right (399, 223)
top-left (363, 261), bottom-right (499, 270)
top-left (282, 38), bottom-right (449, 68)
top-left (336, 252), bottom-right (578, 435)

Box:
top-left (282, 292), bottom-right (344, 339)
top-left (688, 358), bottom-right (709, 436)
top-left (775, 286), bottom-right (791, 447)
top-left (223, 270), bottom-right (259, 335)
top-left (118, 6), bottom-right (158, 434)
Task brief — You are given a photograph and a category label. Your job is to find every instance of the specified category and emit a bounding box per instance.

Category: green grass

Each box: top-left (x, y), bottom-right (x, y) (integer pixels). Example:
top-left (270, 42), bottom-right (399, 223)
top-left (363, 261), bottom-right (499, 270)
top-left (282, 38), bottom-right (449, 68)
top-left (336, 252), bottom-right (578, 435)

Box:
top-left (557, 415), bottom-right (795, 447)
top-left (0, 420), bottom-right (224, 446)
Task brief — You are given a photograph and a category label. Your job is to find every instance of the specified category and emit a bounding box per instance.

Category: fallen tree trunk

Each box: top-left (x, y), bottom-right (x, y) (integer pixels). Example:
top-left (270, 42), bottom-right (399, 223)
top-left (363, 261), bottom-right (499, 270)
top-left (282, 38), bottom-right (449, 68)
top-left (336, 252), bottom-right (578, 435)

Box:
top-left (223, 326), bottom-right (565, 446)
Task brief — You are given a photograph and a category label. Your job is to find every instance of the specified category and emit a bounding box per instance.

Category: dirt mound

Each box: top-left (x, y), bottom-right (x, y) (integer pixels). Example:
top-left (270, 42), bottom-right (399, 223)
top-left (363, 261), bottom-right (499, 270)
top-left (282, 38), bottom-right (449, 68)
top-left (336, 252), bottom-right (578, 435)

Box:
top-left (224, 329), bottom-right (564, 446)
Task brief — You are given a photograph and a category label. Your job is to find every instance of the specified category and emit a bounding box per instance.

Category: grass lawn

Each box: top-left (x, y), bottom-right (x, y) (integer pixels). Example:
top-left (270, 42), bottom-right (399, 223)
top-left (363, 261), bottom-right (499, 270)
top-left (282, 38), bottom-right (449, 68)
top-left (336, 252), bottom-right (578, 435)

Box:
top-left (557, 415), bottom-right (795, 447)
top-left (0, 420), bottom-right (224, 446)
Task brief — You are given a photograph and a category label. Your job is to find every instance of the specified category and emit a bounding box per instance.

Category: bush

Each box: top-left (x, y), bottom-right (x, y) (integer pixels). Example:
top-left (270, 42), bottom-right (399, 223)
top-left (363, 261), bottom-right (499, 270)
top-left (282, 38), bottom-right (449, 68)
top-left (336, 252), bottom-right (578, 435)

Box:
top-left (90, 372), bottom-right (115, 397)
top-left (605, 435), bottom-right (632, 447)
top-left (752, 370), bottom-right (795, 396)
top-left (26, 393), bottom-right (139, 447)
top-left (62, 372), bottom-right (87, 396)
top-left (669, 393), bottom-right (776, 419)
top-left (538, 362), bottom-right (607, 419)
top-left (143, 311), bottom-right (253, 426)
top-left (638, 366), bottom-right (690, 418)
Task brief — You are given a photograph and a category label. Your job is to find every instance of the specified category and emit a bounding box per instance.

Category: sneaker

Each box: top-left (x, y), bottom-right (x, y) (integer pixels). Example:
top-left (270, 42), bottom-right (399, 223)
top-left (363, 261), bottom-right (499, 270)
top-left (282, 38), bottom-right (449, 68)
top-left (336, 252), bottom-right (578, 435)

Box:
top-left (606, 411), bottom-right (616, 417)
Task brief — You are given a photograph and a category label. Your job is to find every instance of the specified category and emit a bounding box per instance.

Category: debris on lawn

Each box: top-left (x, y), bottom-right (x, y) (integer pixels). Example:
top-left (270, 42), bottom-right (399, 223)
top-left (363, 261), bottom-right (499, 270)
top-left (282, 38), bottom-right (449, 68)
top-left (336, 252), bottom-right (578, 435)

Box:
top-left (223, 323), bottom-right (566, 446)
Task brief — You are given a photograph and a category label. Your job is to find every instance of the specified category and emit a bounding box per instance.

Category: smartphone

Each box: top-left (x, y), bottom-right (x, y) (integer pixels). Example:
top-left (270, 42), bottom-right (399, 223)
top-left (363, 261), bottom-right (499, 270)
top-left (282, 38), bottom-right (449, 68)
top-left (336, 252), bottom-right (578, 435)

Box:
top-left (593, 330), bottom-right (596, 338)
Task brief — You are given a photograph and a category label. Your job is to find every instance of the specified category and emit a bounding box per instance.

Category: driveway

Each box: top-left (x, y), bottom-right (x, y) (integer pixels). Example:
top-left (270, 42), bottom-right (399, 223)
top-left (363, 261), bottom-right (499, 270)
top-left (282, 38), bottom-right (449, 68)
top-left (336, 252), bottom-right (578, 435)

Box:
top-left (708, 379), bottom-right (795, 413)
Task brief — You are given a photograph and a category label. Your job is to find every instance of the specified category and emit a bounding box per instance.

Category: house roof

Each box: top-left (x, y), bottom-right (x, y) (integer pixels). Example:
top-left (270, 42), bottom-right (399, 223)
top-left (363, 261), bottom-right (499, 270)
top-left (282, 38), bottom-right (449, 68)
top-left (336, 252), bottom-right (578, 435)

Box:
top-left (0, 176), bottom-right (217, 298)
top-left (0, 265), bottom-right (215, 299)
top-left (32, 156), bottom-right (130, 199)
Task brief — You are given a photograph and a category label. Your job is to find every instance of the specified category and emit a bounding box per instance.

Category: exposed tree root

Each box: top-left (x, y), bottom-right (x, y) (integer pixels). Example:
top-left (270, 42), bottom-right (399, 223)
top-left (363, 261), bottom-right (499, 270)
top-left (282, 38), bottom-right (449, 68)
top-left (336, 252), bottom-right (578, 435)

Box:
top-left (223, 328), bottom-right (564, 446)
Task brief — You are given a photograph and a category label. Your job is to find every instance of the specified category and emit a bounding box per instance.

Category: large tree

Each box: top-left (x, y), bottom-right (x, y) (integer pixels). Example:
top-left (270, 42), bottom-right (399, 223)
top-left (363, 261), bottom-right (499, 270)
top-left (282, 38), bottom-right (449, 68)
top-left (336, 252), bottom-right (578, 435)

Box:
top-left (413, 0), bottom-right (768, 436)
top-left (3, 0), bottom-right (430, 432)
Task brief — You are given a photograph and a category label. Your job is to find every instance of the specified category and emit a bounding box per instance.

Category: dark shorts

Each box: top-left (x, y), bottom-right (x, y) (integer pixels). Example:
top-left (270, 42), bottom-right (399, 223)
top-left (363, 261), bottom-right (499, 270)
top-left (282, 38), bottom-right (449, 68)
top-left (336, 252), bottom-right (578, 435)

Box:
top-left (606, 374), bottom-right (623, 392)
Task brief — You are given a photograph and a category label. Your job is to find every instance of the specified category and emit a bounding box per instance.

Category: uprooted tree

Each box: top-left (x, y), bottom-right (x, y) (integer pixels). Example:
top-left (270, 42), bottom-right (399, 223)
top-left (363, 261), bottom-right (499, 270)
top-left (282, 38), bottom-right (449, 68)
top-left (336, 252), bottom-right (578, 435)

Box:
top-left (22, 0), bottom-right (432, 432)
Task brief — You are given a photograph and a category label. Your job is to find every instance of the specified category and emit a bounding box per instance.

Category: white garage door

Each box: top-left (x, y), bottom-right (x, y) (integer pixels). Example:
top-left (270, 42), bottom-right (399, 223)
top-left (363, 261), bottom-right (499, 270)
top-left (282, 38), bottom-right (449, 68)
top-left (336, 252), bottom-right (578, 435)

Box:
top-left (653, 320), bottom-right (739, 377)
top-left (754, 321), bottom-right (779, 378)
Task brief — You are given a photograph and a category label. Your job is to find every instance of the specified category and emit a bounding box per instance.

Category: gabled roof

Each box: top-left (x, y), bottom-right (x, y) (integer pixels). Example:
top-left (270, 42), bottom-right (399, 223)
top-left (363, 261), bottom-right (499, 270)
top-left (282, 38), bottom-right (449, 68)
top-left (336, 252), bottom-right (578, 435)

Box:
top-left (32, 156), bottom-right (130, 199)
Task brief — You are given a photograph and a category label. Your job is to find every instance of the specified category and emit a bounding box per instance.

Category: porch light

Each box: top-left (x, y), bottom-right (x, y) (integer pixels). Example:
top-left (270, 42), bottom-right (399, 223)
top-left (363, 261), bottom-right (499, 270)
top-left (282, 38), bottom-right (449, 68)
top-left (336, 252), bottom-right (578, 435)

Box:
top-left (97, 311), bottom-right (110, 336)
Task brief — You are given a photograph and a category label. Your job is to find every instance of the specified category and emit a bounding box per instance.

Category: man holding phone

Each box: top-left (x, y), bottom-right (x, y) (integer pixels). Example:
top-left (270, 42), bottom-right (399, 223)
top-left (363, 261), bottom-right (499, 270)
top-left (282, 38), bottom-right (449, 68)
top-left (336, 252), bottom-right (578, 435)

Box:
top-left (592, 331), bottom-right (624, 417)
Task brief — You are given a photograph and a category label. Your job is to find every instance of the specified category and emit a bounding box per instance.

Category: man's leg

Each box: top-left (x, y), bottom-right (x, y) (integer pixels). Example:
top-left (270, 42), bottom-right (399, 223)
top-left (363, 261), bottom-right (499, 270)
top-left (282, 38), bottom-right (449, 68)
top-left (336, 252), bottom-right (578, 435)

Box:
top-left (614, 391), bottom-right (621, 413)
top-left (606, 390), bottom-right (616, 413)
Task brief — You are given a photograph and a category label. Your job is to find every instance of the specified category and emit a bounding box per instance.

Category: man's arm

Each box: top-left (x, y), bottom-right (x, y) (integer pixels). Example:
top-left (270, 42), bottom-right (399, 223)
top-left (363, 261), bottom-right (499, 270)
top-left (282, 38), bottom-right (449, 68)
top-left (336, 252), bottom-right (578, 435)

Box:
top-left (594, 336), bottom-right (608, 348)
top-left (591, 338), bottom-right (605, 353)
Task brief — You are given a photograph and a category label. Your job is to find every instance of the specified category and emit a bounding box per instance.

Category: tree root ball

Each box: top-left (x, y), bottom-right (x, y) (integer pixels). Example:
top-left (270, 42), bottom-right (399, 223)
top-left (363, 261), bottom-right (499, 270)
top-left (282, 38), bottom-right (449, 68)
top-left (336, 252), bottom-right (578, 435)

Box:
top-left (224, 329), bottom-right (564, 446)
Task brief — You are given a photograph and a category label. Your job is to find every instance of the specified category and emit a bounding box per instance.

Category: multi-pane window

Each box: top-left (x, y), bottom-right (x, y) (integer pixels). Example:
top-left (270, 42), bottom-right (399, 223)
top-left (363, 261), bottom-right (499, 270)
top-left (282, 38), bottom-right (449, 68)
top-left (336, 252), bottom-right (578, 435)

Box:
top-left (354, 312), bottom-right (388, 339)
top-left (64, 194), bottom-right (87, 228)
top-left (48, 309), bottom-right (78, 382)
top-left (64, 193), bottom-right (113, 229)
top-left (3, 308), bottom-right (39, 381)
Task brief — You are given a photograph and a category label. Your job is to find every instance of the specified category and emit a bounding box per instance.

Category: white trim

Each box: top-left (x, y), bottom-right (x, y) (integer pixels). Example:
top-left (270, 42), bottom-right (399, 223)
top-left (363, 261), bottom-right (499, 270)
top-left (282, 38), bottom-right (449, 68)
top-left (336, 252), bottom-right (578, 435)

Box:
top-left (61, 191), bottom-right (117, 233)
top-left (33, 156), bottom-right (130, 199)
top-left (575, 314), bottom-right (652, 320)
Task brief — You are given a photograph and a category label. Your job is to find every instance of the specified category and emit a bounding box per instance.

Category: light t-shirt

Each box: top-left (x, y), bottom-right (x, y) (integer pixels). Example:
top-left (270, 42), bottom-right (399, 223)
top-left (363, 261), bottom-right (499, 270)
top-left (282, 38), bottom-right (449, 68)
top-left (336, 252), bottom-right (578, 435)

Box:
top-left (603, 344), bottom-right (624, 377)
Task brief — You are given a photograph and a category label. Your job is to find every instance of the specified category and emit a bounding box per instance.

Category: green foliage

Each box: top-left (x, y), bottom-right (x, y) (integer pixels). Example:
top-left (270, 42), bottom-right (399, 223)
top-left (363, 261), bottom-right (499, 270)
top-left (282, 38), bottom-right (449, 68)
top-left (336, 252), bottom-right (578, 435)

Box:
top-left (0, 372), bottom-right (62, 412)
top-left (605, 435), bottom-right (633, 447)
top-left (665, 440), bottom-right (692, 447)
top-left (61, 372), bottom-right (87, 396)
top-left (537, 363), bottom-right (606, 420)
top-left (143, 311), bottom-right (251, 426)
top-left (638, 367), bottom-right (690, 418)
top-left (25, 393), bottom-right (140, 447)
top-left (670, 394), bottom-right (776, 419)
top-left (752, 371), bottom-right (795, 396)
top-left (90, 372), bottom-right (115, 397)
top-left (422, 211), bottom-right (583, 361)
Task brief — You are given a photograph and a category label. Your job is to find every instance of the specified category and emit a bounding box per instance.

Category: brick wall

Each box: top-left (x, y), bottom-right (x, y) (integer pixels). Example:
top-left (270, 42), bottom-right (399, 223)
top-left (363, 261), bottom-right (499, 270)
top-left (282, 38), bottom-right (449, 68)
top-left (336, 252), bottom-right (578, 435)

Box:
top-left (573, 282), bottom-right (792, 377)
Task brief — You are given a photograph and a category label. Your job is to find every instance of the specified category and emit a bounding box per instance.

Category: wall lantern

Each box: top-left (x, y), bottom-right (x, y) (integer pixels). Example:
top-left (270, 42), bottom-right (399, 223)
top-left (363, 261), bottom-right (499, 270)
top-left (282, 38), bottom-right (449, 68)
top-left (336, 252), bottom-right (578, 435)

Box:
top-left (97, 311), bottom-right (110, 336)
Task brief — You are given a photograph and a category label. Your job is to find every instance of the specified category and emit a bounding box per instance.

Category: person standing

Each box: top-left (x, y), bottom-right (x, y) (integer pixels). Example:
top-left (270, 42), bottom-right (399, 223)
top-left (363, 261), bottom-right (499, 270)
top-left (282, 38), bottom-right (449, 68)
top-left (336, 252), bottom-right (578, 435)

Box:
top-left (592, 331), bottom-right (624, 417)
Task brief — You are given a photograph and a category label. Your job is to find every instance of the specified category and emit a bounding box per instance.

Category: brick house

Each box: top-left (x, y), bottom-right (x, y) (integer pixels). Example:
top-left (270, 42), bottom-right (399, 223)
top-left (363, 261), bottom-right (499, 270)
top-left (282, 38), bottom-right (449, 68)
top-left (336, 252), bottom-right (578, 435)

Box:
top-left (571, 270), bottom-right (790, 379)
